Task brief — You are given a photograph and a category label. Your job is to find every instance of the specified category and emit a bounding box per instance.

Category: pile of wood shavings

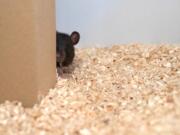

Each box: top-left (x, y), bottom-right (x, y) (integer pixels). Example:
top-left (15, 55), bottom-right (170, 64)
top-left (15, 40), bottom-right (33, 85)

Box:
top-left (0, 44), bottom-right (180, 135)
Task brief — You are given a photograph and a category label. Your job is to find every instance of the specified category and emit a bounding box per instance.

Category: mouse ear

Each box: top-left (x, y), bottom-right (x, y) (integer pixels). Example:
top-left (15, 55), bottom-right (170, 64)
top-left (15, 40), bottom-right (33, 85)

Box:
top-left (71, 31), bottom-right (80, 46)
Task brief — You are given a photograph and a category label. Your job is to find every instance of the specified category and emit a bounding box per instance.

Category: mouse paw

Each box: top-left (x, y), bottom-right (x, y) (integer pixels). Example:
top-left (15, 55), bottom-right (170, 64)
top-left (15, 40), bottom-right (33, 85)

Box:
top-left (57, 67), bottom-right (63, 77)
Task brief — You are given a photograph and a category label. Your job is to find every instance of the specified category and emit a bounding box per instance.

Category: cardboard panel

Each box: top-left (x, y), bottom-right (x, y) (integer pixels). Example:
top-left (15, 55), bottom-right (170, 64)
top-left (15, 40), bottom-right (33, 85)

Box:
top-left (0, 0), bottom-right (56, 107)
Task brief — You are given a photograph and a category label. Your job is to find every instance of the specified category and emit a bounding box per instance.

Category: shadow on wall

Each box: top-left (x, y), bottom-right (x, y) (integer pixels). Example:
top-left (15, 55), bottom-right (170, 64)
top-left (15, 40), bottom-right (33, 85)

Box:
top-left (56, 0), bottom-right (180, 47)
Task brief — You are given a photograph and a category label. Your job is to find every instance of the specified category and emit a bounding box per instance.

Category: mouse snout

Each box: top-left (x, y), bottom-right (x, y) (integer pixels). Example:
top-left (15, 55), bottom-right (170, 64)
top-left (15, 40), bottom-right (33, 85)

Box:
top-left (58, 50), bottom-right (66, 64)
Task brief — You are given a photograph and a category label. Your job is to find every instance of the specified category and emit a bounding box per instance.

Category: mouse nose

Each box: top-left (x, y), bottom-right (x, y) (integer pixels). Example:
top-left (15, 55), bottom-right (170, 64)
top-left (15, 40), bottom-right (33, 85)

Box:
top-left (59, 50), bottom-right (66, 63)
top-left (56, 50), bottom-right (65, 64)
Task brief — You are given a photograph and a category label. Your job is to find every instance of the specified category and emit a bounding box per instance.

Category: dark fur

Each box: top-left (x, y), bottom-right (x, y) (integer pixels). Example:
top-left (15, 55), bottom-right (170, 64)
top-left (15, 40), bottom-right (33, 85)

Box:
top-left (56, 31), bottom-right (80, 68)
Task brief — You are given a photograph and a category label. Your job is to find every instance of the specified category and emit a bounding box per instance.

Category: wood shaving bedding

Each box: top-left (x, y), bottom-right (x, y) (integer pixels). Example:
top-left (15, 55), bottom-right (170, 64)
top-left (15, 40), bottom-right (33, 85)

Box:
top-left (0, 44), bottom-right (180, 135)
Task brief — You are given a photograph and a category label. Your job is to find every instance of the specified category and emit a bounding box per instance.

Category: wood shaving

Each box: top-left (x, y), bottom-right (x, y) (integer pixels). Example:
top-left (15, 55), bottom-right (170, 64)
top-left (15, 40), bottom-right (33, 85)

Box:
top-left (0, 44), bottom-right (180, 135)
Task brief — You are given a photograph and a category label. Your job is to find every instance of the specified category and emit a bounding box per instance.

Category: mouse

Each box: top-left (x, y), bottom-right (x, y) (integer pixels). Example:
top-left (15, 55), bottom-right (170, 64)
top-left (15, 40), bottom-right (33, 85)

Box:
top-left (56, 31), bottom-right (80, 75)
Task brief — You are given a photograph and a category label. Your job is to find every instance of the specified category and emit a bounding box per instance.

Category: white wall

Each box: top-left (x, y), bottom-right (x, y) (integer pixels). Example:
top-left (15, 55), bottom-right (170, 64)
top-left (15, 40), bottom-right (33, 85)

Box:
top-left (56, 0), bottom-right (180, 47)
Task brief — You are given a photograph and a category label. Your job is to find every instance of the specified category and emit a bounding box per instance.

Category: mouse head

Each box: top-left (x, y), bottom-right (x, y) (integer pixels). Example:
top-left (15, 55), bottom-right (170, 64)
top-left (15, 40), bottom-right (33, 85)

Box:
top-left (70, 31), bottom-right (80, 45)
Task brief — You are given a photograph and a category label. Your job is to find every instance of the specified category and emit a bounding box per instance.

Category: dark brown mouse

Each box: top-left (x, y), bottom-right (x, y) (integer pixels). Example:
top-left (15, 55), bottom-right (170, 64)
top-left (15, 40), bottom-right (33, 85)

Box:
top-left (56, 31), bottom-right (80, 74)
